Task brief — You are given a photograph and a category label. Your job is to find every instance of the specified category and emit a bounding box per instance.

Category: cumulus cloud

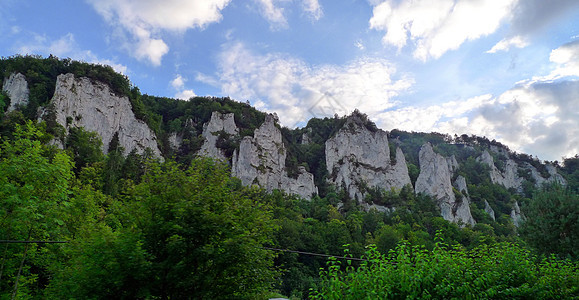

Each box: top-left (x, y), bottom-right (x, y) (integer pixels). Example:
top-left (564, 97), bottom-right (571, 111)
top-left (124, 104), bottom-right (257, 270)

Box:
top-left (15, 32), bottom-right (127, 74)
top-left (510, 0), bottom-right (579, 37)
top-left (369, 0), bottom-right (517, 60)
top-left (487, 35), bottom-right (529, 53)
top-left (170, 74), bottom-right (196, 100)
top-left (548, 40), bottom-right (579, 79)
top-left (87, 0), bottom-right (231, 65)
top-left (376, 78), bottom-right (579, 161)
top-left (204, 42), bottom-right (412, 127)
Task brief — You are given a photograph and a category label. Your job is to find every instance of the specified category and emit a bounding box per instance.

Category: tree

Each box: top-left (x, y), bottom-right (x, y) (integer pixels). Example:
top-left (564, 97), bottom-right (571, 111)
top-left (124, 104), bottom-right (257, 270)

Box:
top-left (0, 121), bottom-right (73, 298)
top-left (311, 237), bottom-right (579, 299)
top-left (519, 184), bottom-right (578, 259)
top-left (115, 158), bottom-right (278, 299)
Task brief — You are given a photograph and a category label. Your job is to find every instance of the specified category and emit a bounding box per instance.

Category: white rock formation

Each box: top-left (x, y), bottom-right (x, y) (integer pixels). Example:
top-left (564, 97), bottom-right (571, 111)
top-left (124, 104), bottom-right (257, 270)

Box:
top-left (416, 143), bottom-right (475, 226)
top-left (232, 114), bottom-right (317, 199)
top-left (478, 151), bottom-right (523, 191)
top-left (478, 150), bottom-right (566, 191)
top-left (325, 118), bottom-right (411, 201)
top-left (527, 163), bottom-right (567, 187)
top-left (168, 132), bottom-right (182, 151)
top-left (199, 111), bottom-right (239, 161)
top-left (484, 200), bottom-right (496, 221)
top-left (2, 72), bottom-right (29, 112)
top-left (50, 73), bottom-right (161, 157)
top-left (511, 201), bottom-right (523, 227)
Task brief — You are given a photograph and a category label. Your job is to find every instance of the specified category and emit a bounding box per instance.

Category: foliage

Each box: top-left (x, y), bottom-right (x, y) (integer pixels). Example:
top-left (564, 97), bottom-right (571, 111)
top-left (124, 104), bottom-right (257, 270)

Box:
top-left (0, 121), bottom-right (74, 298)
top-left (519, 184), bottom-right (579, 259)
top-left (311, 236), bottom-right (579, 299)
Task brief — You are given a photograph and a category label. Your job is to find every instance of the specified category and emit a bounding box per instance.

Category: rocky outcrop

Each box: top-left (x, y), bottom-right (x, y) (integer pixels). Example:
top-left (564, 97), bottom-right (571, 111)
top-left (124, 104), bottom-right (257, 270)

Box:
top-left (2, 72), bottom-right (29, 112)
top-left (478, 150), bottom-right (567, 191)
top-left (325, 117), bottom-right (411, 201)
top-left (168, 132), bottom-right (183, 151)
top-left (527, 163), bottom-right (567, 187)
top-left (484, 200), bottom-right (496, 221)
top-left (478, 151), bottom-right (523, 191)
top-left (199, 112), bottom-right (239, 161)
top-left (511, 201), bottom-right (523, 227)
top-left (50, 73), bottom-right (161, 157)
top-left (232, 114), bottom-right (317, 199)
top-left (416, 143), bottom-right (475, 226)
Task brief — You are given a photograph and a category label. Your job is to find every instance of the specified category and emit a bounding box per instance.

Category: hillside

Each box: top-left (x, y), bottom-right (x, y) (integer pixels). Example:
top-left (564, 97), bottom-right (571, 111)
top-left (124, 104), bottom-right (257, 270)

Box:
top-left (1, 56), bottom-right (577, 299)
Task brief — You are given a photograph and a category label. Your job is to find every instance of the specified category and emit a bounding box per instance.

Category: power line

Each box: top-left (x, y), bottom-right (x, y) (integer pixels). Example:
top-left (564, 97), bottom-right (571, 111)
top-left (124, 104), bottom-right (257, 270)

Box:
top-left (0, 240), bottom-right (68, 244)
top-left (262, 247), bottom-right (367, 261)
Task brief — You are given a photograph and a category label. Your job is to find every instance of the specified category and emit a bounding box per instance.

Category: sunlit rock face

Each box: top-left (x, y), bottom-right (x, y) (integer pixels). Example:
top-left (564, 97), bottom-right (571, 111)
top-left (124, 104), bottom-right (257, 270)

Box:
top-left (325, 116), bottom-right (411, 201)
top-left (50, 73), bottom-right (162, 156)
top-left (416, 143), bottom-right (475, 226)
top-left (199, 111), bottom-right (239, 161)
top-left (232, 114), bottom-right (317, 199)
top-left (2, 72), bottom-right (29, 112)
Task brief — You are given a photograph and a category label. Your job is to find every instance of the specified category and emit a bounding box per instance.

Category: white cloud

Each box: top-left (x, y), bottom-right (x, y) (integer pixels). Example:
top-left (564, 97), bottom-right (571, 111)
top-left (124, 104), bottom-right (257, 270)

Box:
top-left (253, 0), bottom-right (323, 29)
top-left (376, 80), bottom-right (579, 161)
top-left (302, 0), bottom-right (323, 21)
top-left (206, 42), bottom-right (412, 127)
top-left (487, 35), bottom-right (529, 53)
top-left (170, 74), bottom-right (196, 100)
top-left (254, 0), bottom-right (288, 29)
top-left (548, 40), bottom-right (579, 78)
top-left (171, 74), bottom-right (186, 90)
top-left (175, 89), bottom-right (196, 100)
top-left (87, 0), bottom-right (231, 65)
top-left (15, 32), bottom-right (127, 74)
top-left (369, 0), bottom-right (518, 60)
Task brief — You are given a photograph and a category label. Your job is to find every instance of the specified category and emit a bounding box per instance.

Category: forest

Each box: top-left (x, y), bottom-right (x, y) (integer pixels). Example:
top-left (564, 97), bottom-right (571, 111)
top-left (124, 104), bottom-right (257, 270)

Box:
top-left (0, 56), bottom-right (578, 299)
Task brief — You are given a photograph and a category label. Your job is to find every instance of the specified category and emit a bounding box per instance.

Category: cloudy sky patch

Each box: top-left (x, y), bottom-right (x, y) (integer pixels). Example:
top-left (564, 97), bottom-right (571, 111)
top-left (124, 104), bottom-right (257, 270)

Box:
top-left (1, 0), bottom-right (578, 161)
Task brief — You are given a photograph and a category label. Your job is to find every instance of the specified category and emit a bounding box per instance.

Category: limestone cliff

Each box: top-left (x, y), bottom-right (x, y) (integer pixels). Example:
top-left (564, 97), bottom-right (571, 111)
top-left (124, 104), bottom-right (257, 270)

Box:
top-left (325, 117), bottom-right (411, 201)
top-left (478, 150), bottom-right (567, 191)
top-left (477, 150), bottom-right (523, 191)
top-left (415, 143), bottom-right (475, 226)
top-left (484, 200), bottom-right (496, 221)
top-left (49, 73), bottom-right (161, 156)
top-left (232, 114), bottom-right (317, 199)
top-left (199, 111), bottom-right (239, 161)
top-left (2, 72), bottom-right (29, 112)
top-left (511, 201), bottom-right (523, 227)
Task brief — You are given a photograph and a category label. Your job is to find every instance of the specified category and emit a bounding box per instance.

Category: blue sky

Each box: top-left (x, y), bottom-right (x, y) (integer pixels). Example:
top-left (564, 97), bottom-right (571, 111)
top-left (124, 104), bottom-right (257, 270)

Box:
top-left (1, 0), bottom-right (578, 162)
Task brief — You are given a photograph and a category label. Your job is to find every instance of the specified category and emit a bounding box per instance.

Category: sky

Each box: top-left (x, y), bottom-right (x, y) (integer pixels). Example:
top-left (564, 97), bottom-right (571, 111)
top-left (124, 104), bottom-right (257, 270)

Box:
top-left (1, 0), bottom-right (578, 162)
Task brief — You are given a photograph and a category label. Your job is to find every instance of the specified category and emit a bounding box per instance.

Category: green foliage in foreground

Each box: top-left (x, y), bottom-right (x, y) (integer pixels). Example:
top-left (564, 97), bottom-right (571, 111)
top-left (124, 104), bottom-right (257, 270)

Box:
top-left (311, 237), bottom-right (579, 299)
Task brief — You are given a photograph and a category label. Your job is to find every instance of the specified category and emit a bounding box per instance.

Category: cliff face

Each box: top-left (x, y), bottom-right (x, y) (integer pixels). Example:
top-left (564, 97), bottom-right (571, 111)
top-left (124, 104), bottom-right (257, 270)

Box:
top-left (478, 150), bottom-right (522, 191)
top-left (2, 72), bottom-right (29, 112)
top-left (232, 114), bottom-right (318, 199)
top-left (325, 118), bottom-right (411, 200)
top-left (50, 73), bottom-right (162, 156)
top-left (199, 111), bottom-right (239, 161)
top-left (416, 143), bottom-right (476, 226)
top-left (478, 150), bottom-right (566, 192)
